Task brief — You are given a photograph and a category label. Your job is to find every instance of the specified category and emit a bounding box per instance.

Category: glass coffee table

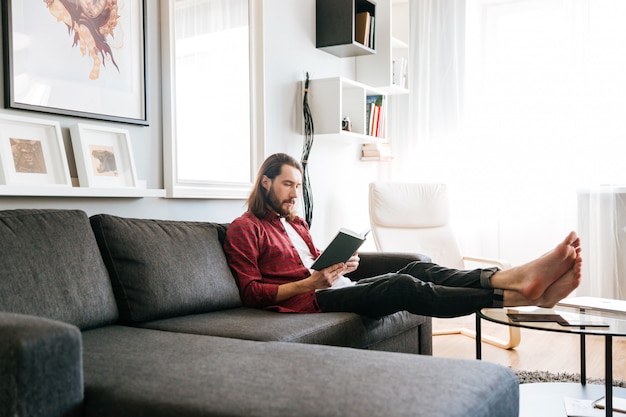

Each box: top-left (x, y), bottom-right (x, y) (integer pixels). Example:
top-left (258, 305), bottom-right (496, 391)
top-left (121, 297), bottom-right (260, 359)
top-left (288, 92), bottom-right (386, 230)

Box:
top-left (479, 304), bottom-right (626, 417)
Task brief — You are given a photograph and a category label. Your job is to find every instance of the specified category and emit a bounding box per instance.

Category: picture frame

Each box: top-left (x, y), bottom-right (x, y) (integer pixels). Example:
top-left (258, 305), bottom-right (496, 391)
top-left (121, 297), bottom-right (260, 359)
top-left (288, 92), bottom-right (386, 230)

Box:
top-left (69, 123), bottom-right (138, 188)
top-left (1, 0), bottom-right (148, 125)
top-left (0, 114), bottom-right (72, 187)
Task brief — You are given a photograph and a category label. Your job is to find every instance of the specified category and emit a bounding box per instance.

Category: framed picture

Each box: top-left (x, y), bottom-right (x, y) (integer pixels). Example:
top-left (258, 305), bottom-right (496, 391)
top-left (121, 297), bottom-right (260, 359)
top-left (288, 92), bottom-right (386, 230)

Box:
top-left (0, 114), bottom-right (72, 187)
top-left (1, 0), bottom-right (148, 125)
top-left (69, 123), bottom-right (138, 188)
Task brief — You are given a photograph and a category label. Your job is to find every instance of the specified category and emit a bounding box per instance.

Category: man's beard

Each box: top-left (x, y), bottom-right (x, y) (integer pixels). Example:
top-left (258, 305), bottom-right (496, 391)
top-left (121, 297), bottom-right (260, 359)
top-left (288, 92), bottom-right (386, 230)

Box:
top-left (265, 187), bottom-right (295, 218)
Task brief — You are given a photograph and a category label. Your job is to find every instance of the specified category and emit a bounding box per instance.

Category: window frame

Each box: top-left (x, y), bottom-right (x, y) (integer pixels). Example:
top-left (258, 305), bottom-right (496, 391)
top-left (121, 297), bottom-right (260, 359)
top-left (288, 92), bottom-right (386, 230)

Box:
top-left (160, 0), bottom-right (264, 199)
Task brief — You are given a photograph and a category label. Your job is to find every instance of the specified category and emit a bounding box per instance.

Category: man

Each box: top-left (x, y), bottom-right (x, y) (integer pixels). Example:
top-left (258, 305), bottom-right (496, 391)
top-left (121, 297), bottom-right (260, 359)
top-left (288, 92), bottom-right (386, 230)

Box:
top-left (224, 153), bottom-right (582, 318)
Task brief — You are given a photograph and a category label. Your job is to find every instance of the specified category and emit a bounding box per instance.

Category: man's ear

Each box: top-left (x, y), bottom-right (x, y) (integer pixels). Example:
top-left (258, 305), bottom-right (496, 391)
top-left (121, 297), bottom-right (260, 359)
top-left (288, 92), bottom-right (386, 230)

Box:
top-left (261, 175), bottom-right (271, 191)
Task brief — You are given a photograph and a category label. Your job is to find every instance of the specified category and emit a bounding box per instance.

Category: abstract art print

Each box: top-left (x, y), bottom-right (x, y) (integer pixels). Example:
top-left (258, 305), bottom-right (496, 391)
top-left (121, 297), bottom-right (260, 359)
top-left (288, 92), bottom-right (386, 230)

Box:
top-left (1, 0), bottom-right (148, 125)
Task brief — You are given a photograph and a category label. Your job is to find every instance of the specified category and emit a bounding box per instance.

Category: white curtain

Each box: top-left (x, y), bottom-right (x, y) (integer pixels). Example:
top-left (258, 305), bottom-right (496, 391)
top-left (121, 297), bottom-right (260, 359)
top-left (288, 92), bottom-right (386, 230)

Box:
top-left (394, 0), bottom-right (626, 298)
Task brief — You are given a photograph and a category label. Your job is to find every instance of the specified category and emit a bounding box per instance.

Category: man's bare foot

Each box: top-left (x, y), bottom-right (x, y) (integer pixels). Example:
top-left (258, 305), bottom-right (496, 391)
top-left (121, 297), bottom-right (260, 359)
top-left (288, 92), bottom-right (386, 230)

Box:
top-left (537, 255), bottom-right (583, 308)
top-left (490, 231), bottom-right (580, 299)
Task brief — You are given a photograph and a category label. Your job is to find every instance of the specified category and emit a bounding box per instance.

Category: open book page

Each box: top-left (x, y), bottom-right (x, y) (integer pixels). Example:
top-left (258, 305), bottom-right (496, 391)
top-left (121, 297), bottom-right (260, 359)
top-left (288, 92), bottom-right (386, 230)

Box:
top-left (311, 228), bottom-right (370, 271)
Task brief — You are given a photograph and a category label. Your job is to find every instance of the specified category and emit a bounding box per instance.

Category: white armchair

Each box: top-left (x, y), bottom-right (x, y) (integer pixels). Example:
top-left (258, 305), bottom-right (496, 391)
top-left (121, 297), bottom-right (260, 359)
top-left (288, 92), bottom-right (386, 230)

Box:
top-left (368, 181), bottom-right (520, 350)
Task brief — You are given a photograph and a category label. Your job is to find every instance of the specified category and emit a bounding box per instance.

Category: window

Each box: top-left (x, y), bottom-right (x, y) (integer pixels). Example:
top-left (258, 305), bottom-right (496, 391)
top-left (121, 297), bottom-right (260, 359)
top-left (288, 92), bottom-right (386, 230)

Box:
top-left (161, 0), bottom-right (263, 198)
top-left (402, 0), bottom-right (626, 265)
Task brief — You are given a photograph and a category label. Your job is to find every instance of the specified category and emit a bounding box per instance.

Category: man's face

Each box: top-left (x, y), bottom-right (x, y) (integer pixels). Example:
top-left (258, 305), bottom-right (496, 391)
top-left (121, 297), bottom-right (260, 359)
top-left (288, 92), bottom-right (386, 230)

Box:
top-left (263, 165), bottom-right (302, 217)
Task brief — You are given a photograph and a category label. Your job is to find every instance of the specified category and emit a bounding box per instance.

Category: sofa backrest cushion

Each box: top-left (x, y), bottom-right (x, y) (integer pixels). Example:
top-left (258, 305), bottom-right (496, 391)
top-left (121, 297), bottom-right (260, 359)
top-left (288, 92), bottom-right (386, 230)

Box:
top-left (89, 214), bottom-right (242, 323)
top-left (0, 209), bottom-right (119, 330)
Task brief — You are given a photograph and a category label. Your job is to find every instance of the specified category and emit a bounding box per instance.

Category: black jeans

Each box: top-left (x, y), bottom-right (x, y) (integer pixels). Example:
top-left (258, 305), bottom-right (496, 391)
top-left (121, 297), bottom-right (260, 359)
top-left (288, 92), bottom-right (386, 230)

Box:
top-left (315, 261), bottom-right (503, 319)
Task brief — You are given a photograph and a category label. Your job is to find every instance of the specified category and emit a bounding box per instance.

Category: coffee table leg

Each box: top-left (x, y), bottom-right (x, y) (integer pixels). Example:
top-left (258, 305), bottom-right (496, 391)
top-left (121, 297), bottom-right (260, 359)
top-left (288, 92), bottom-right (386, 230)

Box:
top-left (605, 335), bottom-right (612, 417)
top-left (580, 333), bottom-right (586, 385)
top-left (475, 314), bottom-right (482, 360)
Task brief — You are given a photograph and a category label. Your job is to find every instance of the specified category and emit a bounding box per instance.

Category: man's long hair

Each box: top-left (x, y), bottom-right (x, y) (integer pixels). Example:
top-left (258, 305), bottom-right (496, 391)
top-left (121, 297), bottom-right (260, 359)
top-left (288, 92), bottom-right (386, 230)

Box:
top-left (248, 153), bottom-right (303, 220)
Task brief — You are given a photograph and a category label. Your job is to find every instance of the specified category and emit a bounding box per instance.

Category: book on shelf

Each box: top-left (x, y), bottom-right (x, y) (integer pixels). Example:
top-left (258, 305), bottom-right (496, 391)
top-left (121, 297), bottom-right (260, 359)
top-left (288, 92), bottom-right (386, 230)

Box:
top-left (355, 12), bottom-right (371, 47)
top-left (368, 15), bottom-right (375, 49)
top-left (365, 95), bottom-right (384, 137)
top-left (361, 143), bottom-right (392, 162)
top-left (360, 156), bottom-right (393, 161)
top-left (372, 105), bottom-right (380, 137)
top-left (392, 58), bottom-right (408, 88)
top-left (311, 228), bottom-right (370, 271)
top-left (365, 95), bottom-right (378, 136)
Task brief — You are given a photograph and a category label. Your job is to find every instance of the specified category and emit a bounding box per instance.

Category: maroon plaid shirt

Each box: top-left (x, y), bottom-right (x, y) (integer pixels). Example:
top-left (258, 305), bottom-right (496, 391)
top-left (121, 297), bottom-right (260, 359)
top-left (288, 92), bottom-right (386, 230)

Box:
top-left (224, 211), bottom-right (322, 313)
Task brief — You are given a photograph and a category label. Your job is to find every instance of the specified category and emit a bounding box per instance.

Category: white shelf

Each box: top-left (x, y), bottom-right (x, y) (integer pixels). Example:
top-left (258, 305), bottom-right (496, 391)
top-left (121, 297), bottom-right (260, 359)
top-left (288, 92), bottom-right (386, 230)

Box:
top-left (356, 0), bottom-right (410, 93)
top-left (308, 77), bottom-right (388, 140)
top-left (0, 186), bottom-right (166, 198)
top-left (316, 131), bottom-right (387, 144)
top-left (316, 0), bottom-right (377, 58)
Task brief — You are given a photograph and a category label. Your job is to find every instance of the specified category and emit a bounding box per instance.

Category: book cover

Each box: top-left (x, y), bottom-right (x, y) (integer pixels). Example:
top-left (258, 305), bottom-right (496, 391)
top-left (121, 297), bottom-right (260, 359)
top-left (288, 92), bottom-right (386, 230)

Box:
top-left (365, 95), bottom-right (379, 135)
top-left (355, 12), bottom-right (370, 46)
top-left (369, 15), bottom-right (376, 49)
top-left (311, 228), bottom-right (370, 270)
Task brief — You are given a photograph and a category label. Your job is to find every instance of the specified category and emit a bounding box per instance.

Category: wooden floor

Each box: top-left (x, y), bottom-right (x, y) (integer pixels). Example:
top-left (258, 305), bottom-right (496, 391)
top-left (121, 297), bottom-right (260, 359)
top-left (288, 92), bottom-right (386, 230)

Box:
top-left (432, 315), bottom-right (626, 381)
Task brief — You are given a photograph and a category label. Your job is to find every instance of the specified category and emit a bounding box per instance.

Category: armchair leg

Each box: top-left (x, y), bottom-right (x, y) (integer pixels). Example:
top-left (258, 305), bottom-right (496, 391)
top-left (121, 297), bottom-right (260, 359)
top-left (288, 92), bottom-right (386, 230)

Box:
top-left (433, 315), bottom-right (521, 350)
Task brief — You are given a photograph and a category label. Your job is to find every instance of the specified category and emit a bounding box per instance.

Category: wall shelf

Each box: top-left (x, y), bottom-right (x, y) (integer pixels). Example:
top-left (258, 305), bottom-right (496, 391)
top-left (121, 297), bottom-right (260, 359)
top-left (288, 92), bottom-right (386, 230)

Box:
top-left (0, 186), bottom-right (166, 198)
top-left (356, 0), bottom-right (409, 93)
top-left (307, 76), bottom-right (387, 142)
top-left (316, 0), bottom-right (377, 57)
top-left (316, 131), bottom-right (387, 144)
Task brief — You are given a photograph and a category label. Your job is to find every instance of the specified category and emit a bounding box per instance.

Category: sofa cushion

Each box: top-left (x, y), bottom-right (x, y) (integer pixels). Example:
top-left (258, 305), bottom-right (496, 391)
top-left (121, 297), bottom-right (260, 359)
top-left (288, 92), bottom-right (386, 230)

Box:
top-left (81, 326), bottom-right (519, 417)
top-left (90, 214), bottom-right (242, 323)
top-left (0, 209), bottom-right (118, 330)
top-left (137, 306), bottom-right (426, 350)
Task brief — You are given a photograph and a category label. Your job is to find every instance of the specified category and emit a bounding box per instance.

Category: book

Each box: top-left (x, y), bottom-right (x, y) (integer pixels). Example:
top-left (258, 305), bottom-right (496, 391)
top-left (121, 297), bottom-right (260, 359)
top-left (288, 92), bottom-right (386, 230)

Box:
top-left (355, 12), bottom-right (371, 46)
top-left (364, 95), bottom-right (384, 137)
top-left (593, 396), bottom-right (626, 412)
top-left (557, 296), bottom-right (626, 314)
top-left (361, 142), bottom-right (392, 158)
top-left (365, 95), bottom-right (379, 135)
top-left (368, 15), bottom-right (375, 49)
top-left (506, 313), bottom-right (609, 327)
top-left (564, 395), bottom-right (626, 416)
top-left (311, 228), bottom-right (370, 270)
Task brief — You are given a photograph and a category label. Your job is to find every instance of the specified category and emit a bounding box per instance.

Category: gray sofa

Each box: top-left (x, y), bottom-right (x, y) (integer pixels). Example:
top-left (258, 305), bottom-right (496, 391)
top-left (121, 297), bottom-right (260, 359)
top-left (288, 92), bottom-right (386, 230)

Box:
top-left (0, 209), bottom-right (519, 417)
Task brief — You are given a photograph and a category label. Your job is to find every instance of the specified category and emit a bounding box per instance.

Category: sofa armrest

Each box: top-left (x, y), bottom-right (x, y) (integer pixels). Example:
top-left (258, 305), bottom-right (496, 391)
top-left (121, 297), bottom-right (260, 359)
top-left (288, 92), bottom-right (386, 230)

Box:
top-left (0, 313), bottom-right (83, 417)
top-left (346, 252), bottom-right (432, 281)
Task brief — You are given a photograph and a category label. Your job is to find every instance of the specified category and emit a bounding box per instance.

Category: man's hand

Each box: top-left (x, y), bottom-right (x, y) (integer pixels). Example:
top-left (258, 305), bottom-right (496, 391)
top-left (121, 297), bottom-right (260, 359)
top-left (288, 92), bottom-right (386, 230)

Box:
top-left (308, 263), bottom-right (346, 289)
top-left (343, 254), bottom-right (360, 275)
top-left (275, 262), bottom-right (346, 302)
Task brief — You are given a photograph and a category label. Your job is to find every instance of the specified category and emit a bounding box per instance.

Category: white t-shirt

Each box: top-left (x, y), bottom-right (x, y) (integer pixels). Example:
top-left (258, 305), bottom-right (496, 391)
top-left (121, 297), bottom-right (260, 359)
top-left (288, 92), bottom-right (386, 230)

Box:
top-left (281, 218), bottom-right (355, 289)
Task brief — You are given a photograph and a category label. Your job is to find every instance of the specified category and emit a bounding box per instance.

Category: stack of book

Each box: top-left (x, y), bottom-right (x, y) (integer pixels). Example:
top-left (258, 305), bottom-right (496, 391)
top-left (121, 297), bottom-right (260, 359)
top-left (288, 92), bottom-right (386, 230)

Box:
top-left (361, 142), bottom-right (392, 161)
top-left (365, 95), bottom-right (385, 138)
top-left (355, 11), bottom-right (375, 49)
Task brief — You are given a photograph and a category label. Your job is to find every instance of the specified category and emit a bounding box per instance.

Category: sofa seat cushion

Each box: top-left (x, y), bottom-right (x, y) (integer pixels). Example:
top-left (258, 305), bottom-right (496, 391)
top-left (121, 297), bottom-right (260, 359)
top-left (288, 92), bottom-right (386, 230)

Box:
top-left (136, 306), bottom-right (427, 349)
top-left (0, 209), bottom-right (118, 329)
top-left (82, 326), bottom-right (519, 417)
top-left (90, 214), bottom-right (241, 323)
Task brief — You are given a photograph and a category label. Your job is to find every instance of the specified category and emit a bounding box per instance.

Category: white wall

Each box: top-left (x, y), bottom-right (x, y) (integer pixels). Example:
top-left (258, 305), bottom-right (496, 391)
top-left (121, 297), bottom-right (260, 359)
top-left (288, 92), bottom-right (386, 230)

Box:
top-left (262, 0), bottom-right (387, 248)
top-left (0, 1), bottom-right (386, 246)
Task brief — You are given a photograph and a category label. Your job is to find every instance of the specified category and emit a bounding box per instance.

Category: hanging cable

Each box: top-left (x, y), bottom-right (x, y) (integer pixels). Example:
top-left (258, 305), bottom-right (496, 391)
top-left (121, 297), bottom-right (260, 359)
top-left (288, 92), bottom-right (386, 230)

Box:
top-left (301, 72), bottom-right (315, 227)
